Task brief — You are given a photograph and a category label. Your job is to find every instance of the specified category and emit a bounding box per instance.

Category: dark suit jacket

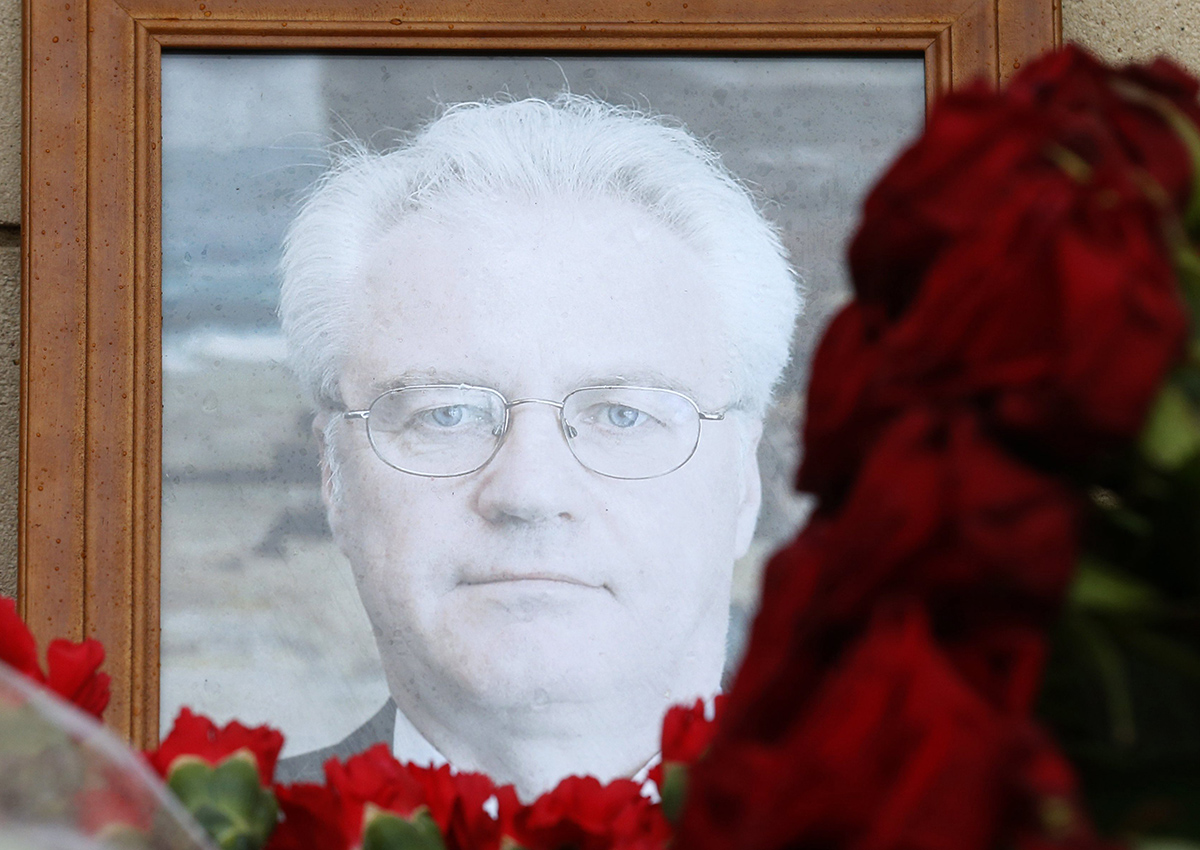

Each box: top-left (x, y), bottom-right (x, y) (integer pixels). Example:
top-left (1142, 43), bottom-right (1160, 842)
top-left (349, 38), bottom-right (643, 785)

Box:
top-left (274, 700), bottom-right (396, 784)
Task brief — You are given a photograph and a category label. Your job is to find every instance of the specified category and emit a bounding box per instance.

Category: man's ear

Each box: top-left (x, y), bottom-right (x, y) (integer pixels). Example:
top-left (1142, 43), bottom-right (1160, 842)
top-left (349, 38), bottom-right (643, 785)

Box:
top-left (734, 417), bottom-right (764, 559)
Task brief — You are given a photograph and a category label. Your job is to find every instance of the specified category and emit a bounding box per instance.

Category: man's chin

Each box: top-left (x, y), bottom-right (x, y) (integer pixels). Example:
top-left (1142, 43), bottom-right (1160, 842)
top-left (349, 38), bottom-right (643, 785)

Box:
top-left (429, 618), bottom-right (636, 709)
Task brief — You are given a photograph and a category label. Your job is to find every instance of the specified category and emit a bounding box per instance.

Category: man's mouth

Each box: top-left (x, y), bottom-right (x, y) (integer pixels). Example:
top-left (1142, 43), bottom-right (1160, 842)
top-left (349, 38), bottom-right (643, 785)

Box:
top-left (459, 572), bottom-right (609, 592)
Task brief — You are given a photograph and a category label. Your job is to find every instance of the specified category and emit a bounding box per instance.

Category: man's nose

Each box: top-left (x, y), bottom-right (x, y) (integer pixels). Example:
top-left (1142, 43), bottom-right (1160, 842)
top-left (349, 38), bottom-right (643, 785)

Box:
top-left (472, 401), bottom-right (584, 527)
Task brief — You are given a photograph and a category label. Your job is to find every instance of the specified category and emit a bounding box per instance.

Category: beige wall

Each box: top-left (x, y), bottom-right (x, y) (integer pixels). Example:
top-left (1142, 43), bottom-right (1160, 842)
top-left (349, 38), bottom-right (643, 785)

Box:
top-left (0, 2), bottom-right (1197, 599)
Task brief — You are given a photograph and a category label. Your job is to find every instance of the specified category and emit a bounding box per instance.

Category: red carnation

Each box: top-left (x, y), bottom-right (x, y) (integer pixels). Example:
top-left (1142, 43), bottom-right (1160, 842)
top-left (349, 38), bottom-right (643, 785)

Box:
top-left (147, 708), bottom-right (284, 785)
top-left (422, 766), bottom-right (517, 850)
top-left (647, 695), bottom-right (726, 789)
top-left (0, 596), bottom-right (111, 720)
top-left (507, 775), bottom-right (670, 850)
top-left (268, 783), bottom-right (347, 850)
top-left (324, 744), bottom-right (429, 824)
top-left (0, 596), bottom-right (41, 677)
top-left (325, 745), bottom-right (517, 850)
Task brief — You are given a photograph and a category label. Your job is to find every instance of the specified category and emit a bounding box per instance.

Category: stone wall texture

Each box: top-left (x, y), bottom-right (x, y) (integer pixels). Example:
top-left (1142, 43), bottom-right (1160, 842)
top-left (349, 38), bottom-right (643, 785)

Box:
top-left (0, 0), bottom-right (20, 599)
top-left (0, 1), bottom-right (1197, 596)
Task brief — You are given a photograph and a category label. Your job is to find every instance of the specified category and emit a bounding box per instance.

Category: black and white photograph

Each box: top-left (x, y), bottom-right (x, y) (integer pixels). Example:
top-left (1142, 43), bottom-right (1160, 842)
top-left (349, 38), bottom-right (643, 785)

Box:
top-left (158, 53), bottom-right (925, 797)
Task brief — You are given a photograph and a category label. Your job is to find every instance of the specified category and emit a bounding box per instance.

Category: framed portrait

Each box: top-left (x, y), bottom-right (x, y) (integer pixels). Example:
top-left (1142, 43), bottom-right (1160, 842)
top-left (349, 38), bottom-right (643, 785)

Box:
top-left (21, 0), bottom-right (1060, 754)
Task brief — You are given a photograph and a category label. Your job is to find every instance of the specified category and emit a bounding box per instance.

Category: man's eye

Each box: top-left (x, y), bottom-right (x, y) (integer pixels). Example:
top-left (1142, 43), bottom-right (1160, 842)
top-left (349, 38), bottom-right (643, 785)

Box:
top-left (424, 405), bottom-right (466, 427)
top-left (605, 404), bottom-right (646, 428)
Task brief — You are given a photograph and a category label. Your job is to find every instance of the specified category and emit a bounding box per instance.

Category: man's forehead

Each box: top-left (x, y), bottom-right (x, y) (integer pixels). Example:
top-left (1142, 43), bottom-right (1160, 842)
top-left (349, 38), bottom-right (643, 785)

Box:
top-left (345, 195), bottom-right (735, 406)
top-left (363, 192), bottom-right (704, 271)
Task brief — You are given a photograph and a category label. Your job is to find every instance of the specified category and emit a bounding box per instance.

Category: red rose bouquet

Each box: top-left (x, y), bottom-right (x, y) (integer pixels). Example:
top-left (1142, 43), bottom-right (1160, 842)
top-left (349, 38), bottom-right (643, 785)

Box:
top-left (6, 44), bottom-right (1200, 850)
top-left (681, 45), bottom-right (1200, 850)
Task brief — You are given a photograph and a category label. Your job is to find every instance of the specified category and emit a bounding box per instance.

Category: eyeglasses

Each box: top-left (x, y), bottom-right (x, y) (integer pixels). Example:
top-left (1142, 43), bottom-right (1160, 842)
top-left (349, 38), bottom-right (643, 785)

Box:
top-left (341, 384), bottom-right (727, 480)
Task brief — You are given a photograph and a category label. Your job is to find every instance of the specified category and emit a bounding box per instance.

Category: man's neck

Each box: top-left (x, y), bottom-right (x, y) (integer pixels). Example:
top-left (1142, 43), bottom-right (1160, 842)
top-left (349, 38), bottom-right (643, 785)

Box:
top-left (391, 707), bottom-right (449, 769)
top-left (392, 689), bottom-right (672, 801)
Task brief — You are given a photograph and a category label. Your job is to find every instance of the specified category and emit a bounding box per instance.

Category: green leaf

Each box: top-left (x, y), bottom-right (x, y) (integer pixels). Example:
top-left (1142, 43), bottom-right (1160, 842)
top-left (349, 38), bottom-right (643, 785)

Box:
top-left (1121, 626), bottom-right (1200, 682)
top-left (659, 762), bottom-right (689, 825)
top-left (208, 754), bottom-right (269, 809)
top-left (1139, 383), bottom-right (1200, 471)
top-left (1088, 487), bottom-right (1154, 538)
top-left (166, 759), bottom-right (215, 805)
top-left (362, 809), bottom-right (446, 850)
top-left (1135, 839), bottom-right (1200, 850)
top-left (1065, 612), bottom-right (1138, 747)
top-left (1176, 242), bottom-right (1200, 322)
top-left (167, 755), bottom-right (278, 850)
top-left (1046, 143), bottom-right (1094, 183)
top-left (1112, 79), bottom-right (1200, 238)
top-left (1070, 558), bottom-right (1165, 615)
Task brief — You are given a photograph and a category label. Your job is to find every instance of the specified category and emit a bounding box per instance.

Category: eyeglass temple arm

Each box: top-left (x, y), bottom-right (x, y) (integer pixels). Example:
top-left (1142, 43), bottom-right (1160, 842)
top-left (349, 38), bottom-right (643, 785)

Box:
top-left (343, 410), bottom-right (370, 420)
top-left (699, 411), bottom-right (725, 421)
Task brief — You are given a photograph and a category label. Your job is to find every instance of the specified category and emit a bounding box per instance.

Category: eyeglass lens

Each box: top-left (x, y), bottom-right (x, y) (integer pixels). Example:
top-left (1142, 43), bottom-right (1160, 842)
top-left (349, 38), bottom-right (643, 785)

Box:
top-left (364, 386), bottom-right (703, 479)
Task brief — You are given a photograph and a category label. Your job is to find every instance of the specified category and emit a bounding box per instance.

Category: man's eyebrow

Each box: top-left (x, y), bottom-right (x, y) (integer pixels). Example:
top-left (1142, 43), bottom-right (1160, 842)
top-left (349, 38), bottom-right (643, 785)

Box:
top-left (365, 370), bottom-right (708, 400)
top-left (572, 371), bottom-right (698, 395)
top-left (367, 371), bottom-right (497, 396)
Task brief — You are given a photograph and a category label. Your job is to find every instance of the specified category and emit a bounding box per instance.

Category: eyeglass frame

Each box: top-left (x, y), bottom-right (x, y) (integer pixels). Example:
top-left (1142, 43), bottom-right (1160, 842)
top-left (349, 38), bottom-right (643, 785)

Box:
top-left (340, 383), bottom-right (728, 481)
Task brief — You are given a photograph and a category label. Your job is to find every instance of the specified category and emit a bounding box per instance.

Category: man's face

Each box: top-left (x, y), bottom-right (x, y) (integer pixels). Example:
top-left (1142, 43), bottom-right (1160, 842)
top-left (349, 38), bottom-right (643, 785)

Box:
top-left (324, 194), bottom-right (763, 719)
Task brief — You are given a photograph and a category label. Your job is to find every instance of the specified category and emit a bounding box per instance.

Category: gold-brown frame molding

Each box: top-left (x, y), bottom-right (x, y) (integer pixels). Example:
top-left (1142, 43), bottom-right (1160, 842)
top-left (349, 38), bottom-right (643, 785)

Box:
top-left (20, 0), bottom-right (1061, 747)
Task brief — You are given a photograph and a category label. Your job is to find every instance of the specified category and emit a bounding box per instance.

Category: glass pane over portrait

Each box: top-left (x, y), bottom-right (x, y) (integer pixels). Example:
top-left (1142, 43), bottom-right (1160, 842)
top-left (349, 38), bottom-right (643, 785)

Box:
top-left (159, 53), bottom-right (926, 755)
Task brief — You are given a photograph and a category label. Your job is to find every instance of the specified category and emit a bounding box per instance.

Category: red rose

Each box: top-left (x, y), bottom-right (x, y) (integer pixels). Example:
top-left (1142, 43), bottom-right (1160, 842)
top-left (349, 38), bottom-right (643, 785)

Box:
top-left (1005, 727), bottom-right (1108, 850)
top-left (1008, 48), bottom-right (1200, 212)
top-left (711, 524), bottom-right (827, 741)
top-left (850, 46), bottom-right (1200, 316)
top-left (681, 603), bottom-right (1093, 850)
top-left (803, 47), bottom-right (1196, 503)
top-left (888, 168), bottom-right (1185, 445)
top-left (795, 301), bottom-right (894, 504)
top-left (849, 80), bottom-right (1048, 317)
top-left (147, 708), bottom-right (284, 785)
top-left (742, 409), bottom-right (1077, 732)
top-left (0, 596), bottom-right (111, 720)
top-left (803, 163), bottom-right (1187, 501)
top-left (508, 775), bottom-right (670, 850)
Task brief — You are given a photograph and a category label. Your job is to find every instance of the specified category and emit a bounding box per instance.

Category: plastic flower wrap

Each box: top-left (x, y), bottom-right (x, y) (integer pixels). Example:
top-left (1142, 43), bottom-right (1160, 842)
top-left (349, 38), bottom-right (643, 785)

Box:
top-left (0, 663), bottom-right (210, 849)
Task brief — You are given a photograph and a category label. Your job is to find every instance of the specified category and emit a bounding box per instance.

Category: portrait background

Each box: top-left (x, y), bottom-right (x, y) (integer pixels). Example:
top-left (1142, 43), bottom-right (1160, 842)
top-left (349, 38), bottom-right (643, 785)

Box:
top-left (159, 53), bottom-right (925, 755)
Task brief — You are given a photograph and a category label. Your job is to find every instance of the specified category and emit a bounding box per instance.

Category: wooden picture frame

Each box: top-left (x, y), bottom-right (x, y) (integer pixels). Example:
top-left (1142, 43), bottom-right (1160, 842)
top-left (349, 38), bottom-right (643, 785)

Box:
top-left (20, 0), bottom-right (1061, 748)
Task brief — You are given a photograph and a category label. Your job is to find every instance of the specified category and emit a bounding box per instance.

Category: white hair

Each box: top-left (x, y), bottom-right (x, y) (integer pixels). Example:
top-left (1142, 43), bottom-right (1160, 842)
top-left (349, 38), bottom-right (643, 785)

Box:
top-left (279, 93), bottom-right (801, 420)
